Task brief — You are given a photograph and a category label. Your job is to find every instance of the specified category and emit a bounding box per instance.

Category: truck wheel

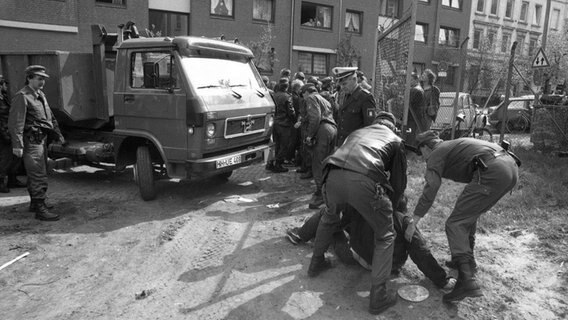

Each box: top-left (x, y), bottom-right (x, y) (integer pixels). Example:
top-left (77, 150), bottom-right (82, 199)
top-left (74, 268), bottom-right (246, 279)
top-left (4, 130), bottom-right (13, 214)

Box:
top-left (135, 145), bottom-right (156, 201)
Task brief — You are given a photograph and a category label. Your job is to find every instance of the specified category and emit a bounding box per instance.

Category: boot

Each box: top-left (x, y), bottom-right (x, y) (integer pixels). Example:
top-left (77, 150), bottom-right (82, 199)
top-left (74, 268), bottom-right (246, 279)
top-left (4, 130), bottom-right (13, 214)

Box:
top-left (29, 201), bottom-right (55, 212)
top-left (0, 176), bottom-right (9, 193)
top-left (446, 258), bottom-right (478, 275)
top-left (265, 160), bottom-right (275, 171)
top-left (369, 284), bottom-right (397, 315)
top-left (443, 259), bottom-right (483, 302)
top-left (308, 191), bottom-right (324, 209)
top-left (33, 200), bottom-right (59, 221)
top-left (270, 161), bottom-right (289, 173)
top-left (307, 255), bottom-right (332, 277)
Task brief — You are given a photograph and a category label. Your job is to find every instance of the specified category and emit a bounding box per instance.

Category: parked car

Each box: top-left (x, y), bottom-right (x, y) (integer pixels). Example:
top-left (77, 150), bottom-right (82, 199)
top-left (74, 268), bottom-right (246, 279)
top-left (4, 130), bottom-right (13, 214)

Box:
top-left (487, 95), bottom-right (534, 132)
top-left (432, 92), bottom-right (479, 130)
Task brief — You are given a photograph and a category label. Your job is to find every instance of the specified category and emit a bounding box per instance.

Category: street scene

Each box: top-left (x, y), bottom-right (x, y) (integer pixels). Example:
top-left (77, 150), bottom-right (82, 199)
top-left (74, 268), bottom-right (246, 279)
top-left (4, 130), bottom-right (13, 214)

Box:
top-left (1, 0), bottom-right (568, 319)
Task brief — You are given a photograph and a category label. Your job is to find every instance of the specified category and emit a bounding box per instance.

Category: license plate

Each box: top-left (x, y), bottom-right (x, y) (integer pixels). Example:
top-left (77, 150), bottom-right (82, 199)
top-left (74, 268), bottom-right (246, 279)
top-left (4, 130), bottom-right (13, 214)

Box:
top-left (216, 155), bottom-right (241, 169)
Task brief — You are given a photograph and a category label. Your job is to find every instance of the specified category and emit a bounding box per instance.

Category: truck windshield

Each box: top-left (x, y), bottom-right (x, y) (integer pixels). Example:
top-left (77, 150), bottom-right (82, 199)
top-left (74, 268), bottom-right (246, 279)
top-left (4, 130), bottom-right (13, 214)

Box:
top-left (180, 57), bottom-right (263, 91)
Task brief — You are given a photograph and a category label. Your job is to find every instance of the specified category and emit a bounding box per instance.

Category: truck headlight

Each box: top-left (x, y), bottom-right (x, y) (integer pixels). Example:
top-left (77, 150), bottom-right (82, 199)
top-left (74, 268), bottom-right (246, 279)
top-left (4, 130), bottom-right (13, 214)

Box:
top-left (206, 123), bottom-right (216, 138)
top-left (268, 115), bottom-right (274, 128)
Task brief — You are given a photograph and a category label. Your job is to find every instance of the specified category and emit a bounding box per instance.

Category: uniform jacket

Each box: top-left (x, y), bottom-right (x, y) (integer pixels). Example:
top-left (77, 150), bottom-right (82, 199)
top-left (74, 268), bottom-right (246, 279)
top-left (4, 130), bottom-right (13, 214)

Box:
top-left (0, 93), bottom-right (10, 142)
top-left (324, 124), bottom-right (407, 207)
top-left (413, 138), bottom-right (506, 217)
top-left (305, 93), bottom-right (336, 139)
top-left (8, 85), bottom-right (62, 150)
top-left (273, 90), bottom-right (295, 127)
top-left (336, 85), bottom-right (377, 145)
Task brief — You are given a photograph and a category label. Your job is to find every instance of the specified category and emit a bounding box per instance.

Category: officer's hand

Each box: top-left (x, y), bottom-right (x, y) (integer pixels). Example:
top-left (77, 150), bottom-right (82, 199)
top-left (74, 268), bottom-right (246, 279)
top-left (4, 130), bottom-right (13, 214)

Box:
top-left (13, 148), bottom-right (23, 158)
top-left (294, 121), bottom-right (301, 129)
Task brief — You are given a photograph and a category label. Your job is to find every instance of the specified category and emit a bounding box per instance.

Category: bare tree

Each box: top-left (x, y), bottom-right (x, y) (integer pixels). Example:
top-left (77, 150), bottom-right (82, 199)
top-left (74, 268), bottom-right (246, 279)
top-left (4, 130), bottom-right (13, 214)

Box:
top-left (245, 23), bottom-right (278, 74)
top-left (336, 34), bottom-right (360, 67)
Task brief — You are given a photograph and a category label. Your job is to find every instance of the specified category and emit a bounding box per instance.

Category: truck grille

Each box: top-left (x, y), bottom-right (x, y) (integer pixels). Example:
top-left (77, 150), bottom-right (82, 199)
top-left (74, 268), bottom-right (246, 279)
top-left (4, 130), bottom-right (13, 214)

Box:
top-left (224, 114), bottom-right (266, 138)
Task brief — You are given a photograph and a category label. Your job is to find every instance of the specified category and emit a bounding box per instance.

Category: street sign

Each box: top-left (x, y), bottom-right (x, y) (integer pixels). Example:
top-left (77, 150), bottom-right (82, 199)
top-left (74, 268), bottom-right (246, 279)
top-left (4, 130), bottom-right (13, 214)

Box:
top-left (438, 61), bottom-right (448, 72)
top-left (532, 48), bottom-right (550, 69)
top-left (438, 71), bottom-right (447, 77)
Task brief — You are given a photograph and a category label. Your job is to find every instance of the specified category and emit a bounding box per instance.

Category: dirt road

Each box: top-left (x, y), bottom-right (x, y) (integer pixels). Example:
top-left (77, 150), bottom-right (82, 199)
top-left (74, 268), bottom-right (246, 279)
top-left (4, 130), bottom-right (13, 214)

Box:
top-left (0, 163), bottom-right (566, 319)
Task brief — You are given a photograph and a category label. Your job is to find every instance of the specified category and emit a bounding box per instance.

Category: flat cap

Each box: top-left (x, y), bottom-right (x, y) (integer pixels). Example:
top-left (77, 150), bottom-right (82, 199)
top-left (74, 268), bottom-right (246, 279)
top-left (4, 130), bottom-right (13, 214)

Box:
top-left (374, 111), bottom-right (396, 125)
top-left (300, 83), bottom-right (316, 94)
top-left (416, 130), bottom-right (442, 148)
top-left (332, 67), bottom-right (357, 81)
top-left (295, 72), bottom-right (305, 80)
top-left (321, 76), bottom-right (333, 84)
top-left (279, 77), bottom-right (290, 84)
top-left (25, 65), bottom-right (50, 78)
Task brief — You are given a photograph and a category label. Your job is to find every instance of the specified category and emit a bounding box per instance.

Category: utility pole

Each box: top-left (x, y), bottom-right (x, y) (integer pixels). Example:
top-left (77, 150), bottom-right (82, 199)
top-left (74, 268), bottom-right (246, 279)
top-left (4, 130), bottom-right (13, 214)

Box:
top-left (542, 0), bottom-right (552, 51)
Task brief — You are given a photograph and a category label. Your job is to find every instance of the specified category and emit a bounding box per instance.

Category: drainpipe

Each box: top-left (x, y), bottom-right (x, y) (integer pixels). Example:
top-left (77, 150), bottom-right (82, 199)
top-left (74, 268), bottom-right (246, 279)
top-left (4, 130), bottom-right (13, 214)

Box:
top-left (289, 0), bottom-right (295, 69)
top-left (542, 0), bottom-right (552, 50)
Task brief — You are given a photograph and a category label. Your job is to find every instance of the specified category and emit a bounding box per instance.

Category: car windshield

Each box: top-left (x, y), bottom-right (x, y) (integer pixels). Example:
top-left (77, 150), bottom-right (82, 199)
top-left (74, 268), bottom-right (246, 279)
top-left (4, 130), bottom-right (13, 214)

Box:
top-left (180, 56), bottom-right (263, 91)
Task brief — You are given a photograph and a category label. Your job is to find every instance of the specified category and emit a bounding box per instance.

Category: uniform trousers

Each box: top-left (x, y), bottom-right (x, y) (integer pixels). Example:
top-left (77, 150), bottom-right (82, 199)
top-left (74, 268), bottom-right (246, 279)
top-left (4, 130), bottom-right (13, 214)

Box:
top-left (446, 155), bottom-right (518, 262)
top-left (313, 169), bottom-right (394, 286)
top-left (311, 122), bottom-right (337, 192)
top-left (23, 135), bottom-right (49, 200)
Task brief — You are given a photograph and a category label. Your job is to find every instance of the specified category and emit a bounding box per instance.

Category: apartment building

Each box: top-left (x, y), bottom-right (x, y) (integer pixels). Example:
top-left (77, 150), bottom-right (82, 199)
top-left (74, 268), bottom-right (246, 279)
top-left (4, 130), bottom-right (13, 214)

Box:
top-left (378, 0), bottom-right (473, 92)
top-left (0, 1), bottom-right (380, 80)
top-left (0, 0), bottom-right (148, 53)
top-left (467, 0), bottom-right (568, 95)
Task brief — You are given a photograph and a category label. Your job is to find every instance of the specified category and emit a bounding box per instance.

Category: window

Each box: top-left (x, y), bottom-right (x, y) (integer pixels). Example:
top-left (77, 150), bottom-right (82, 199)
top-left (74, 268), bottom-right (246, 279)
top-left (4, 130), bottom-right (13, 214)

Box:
top-left (301, 2), bottom-right (332, 29)
top-left (516, 33), bottom-right (526, 55)
top-left (253, 0), bottom-right (274, 22)
top-left (379, 0), bottom-right (400, 18)
top-left (534, 4), bottom-right (542, 25)
top-left (490, 0), bottom-right (499, 15)
top-left (345, 11), bottom-right (362, 34)
top-left (96, 0), bottom-right (125, 5)
top-left (415, 23), bottom-right (428, 43)
top-left (439, 26), bottom-right (460, 47)
top-left (476, 0), bottom-right (485, 12)
top-left (473, 29), bottom-right (482, 49)
top-left (149, 10), bottom-right (189, 37)
top-left (211, 0), bottom-right (233, 17)
top-left (519, 1), bottom-right (528, 22)
top-left (501, 33), bottom-right (511, 53)
top-left (505, 0), bottom-right (514, 18)
top-left (131, 52), bottom-right (180, 89)
top-left (298, 52), bottom-right (328, 75)
top-left (528, 37), bottom-right (537, 56)
top-left (551, 8), bottom-right (560, 30)
top-left (487, 30), bottom-right (497, 51)
top-left (442, 0), bottom-right (462, 9)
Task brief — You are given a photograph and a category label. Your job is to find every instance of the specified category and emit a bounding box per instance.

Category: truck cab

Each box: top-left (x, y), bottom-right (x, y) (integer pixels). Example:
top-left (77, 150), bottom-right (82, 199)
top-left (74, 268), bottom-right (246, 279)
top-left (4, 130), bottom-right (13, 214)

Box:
top-left (109, 36), bottom-right (274, 199)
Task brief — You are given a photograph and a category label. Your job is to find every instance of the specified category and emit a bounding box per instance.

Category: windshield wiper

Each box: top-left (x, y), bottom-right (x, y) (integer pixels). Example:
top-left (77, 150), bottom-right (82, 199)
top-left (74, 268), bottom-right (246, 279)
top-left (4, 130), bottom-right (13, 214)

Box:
top-left (197, 85), bottom-right (222, 89)
top-left (230, 84), bottom-right (246, 88)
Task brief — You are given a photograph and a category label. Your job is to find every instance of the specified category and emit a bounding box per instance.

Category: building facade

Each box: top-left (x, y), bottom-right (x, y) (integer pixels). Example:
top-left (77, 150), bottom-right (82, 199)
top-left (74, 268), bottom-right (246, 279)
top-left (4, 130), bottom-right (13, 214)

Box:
top-left (466, 0), bottom-right (568, 96)
top-left (378, 0), bottom-right (473, 92)
top-left (0, 0), bottom-right (381, 82)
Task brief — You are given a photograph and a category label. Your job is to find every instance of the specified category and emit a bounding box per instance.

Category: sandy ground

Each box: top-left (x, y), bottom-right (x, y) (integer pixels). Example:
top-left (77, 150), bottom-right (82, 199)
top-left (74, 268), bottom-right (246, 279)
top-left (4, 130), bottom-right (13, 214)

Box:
top-left (0, 162), bottom-right (566, 320)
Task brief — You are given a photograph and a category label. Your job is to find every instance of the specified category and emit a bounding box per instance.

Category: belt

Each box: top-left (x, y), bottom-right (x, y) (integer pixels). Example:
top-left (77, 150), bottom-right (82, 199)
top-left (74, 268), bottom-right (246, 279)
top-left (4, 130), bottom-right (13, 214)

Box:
top-left (478, 150), bottom-right (509, 164)
top-left (327, 164), bottom-right (392, 192)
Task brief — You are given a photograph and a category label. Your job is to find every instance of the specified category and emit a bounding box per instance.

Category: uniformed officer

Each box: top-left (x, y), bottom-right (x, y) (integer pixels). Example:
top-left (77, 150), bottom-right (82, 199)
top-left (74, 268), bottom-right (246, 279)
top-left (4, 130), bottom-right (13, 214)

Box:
top-left (332, 67), bottom-right (377, 146)
top-left (308, 111), bottom-right (407, 315)
top-left (405, 131), bottom-right (519, 302)
top-left (8, 65), bottom-right (66, 221)
top-left (301, 83), bottom-right (337, 209)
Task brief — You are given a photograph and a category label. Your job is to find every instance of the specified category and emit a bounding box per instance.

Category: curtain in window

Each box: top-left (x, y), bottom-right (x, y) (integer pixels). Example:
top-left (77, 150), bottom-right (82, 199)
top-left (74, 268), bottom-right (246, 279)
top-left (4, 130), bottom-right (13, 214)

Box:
top-left (317, 7), bottom-right (331, 28)
top-left (298, 53), bottom-right (312, 74)
top-left (345, 12), bottom-right (360, 32)
top-left (253, 0), bottom-right (273, 21)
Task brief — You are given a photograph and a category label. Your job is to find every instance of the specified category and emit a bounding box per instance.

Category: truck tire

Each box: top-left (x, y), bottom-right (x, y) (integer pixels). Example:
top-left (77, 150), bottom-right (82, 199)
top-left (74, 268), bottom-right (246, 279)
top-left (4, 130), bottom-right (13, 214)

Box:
top-left (216, 170), bottom-right (233, 181)
top-left (135, 145), bottom-right (156, 201)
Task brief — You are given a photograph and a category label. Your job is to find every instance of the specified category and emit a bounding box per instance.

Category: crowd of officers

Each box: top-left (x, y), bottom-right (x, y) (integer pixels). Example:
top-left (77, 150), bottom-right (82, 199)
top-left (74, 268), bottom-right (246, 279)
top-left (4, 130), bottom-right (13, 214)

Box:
top-left (0, 64), bottom-right (521, 315)
top-left (265, 67), bottom-right (520, 315)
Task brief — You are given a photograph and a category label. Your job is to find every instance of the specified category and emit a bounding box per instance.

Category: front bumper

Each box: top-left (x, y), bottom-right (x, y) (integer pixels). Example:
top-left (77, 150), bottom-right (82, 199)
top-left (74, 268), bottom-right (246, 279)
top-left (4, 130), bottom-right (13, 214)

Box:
top-left (186, 143), bottom-right (269, 177)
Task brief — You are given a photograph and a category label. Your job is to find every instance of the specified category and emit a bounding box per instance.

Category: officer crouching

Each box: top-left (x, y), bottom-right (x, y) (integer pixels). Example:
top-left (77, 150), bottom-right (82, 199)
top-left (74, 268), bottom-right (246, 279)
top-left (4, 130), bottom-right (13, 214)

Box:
top-left (8, 65), bottom-right (66, 221)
